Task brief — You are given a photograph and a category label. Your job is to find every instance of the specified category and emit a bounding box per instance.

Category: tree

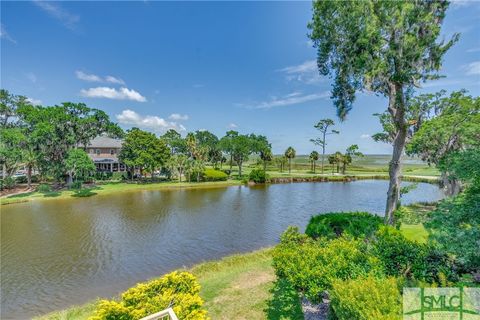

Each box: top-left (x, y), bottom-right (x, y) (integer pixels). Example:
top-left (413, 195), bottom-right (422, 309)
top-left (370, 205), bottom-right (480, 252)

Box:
top-left (406, 91), bottom-right (480, 195)
top-left (0, 127), bottom-right (25, 180)
top-left (161, 129), bottom-right (187, 155)
top-left (0, 89), bottom-right (29, 128)
top-left (119, 128), bottom-right (170, 179)
top-left (309, 151), bottom-right (319, 173)
top-left (171, 154), bottom-right (189, 182)
top-left (16, 102), bottom-right (122, 183)
top-left (65, 149), bottom-right (96, 184)
top-left (310, 119), bottom-right (339, 175)
top-left (231, 134), bottom-right (253, 177)
top-left (260, 149), bottom-right (273, 172)
top-left (341, 145), bottom-right (364, 174)
top-left (309, 0), bottom-right (458, 224)
top-left (219, 130), bottom-right (239, 173)
top-left (284, 147), bottom-right (296, 174)
top-left (250, 134), bottom-right (272, 172)
top-left (275, 156), bottom-right (287, 173)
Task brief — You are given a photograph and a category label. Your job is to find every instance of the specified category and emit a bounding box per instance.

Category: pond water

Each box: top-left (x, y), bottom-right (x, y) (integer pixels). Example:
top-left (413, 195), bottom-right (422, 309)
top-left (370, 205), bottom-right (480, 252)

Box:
top-left (0, 180), bottom-right (444, 319)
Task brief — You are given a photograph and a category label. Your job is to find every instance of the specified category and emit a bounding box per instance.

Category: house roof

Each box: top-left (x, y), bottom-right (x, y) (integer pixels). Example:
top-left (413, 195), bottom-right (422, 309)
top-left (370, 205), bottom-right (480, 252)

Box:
top-left (88, 136), bottom-right (123, 148)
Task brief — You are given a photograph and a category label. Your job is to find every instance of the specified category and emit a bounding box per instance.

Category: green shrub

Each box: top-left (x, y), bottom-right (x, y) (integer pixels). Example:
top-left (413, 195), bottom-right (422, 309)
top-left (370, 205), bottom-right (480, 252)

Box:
top-left (69, 181), bottom-right (83, 190)
top-left (203, 168), bottom-right (228, 181)
top-left (373, 226), bottom-right (456, 283)
top-left (425, 182), bottom-right (480, 273)
top-left (0, 177), bottom-right (16, 190)
top-left (305, 212), bottom-right (382, 239)
top-left (248, 168), bottom-right (268, 183)
top-left (37, 183), bottom-right (52, 193)
top-left (329, 276), bottom-right (402, 320)
top-left (272, 227), bottom-right (383, 302)
top-left (90, 271), bottom-right (208, 320)
top-left (111, 172), bottom-right (127, 181)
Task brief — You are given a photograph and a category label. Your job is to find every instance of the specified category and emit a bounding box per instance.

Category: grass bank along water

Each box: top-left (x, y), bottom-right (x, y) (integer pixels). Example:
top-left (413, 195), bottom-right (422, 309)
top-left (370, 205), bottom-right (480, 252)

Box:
top-left (1, 172), bottom-right (439, 206)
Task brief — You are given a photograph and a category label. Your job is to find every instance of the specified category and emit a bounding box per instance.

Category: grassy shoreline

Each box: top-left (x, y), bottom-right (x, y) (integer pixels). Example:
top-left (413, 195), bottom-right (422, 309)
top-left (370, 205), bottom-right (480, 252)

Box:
top-left (1, 173), bottom-right (439, 206)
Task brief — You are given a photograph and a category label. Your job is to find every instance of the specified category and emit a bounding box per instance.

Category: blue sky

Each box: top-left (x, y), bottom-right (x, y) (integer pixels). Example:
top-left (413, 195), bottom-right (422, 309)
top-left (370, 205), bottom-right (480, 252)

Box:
top-left (1, 1), bottom-right (479, 154)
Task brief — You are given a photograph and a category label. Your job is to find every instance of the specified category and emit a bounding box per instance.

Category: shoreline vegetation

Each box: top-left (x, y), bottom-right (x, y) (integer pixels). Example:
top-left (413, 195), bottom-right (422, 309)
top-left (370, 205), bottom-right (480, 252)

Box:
top-left (0, 171), bottom-right (440, 206)
top-left (35, 207), bottom-right (430, 320)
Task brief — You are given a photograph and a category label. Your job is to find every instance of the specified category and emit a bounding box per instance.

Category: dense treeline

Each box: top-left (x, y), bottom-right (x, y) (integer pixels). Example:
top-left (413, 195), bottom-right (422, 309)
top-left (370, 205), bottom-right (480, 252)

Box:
top-left (0, 89), bottom-right (274, 188)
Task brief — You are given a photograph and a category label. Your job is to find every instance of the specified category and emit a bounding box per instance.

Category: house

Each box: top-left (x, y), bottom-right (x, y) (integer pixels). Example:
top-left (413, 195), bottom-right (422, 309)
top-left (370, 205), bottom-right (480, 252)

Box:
top-left (86, 136), bottom-right (126, 172)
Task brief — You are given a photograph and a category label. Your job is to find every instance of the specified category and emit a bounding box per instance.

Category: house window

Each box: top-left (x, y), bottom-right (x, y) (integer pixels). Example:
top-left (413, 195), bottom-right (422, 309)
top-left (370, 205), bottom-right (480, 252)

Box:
top-left (96, 149), bottom-right (100, 155)
top-left (110, 149), bottom-right (115, 155)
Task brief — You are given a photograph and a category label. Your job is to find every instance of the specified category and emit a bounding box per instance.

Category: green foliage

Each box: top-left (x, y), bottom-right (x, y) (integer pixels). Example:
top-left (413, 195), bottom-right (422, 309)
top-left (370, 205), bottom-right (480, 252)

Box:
top-left (425, 182), bottom-right (480, 273)
top-left (248, 168), bottom-right (268, 183)
top-left (305, 212), bottom-right (382, 239)
top-left (37, 183), bottom-right (52, 193)
top-left (90, 271), bottom-right (208, 320)
top-left (69, 181), bottom-right (83, 190)
top-left (65, 149), bottom-right (96, 182)
top-left (203, 168), bottom-right (228, 181)
top-left (373, 227), bottom-right (456, 283)
top-left (15, 101), bottom-right (121, 181)
top-left (407, 92), bottom-right (480, 168)
top-left (119, 128), bottom-right (170, 176)
top-left (272, 227), bottom-right (383, 302)
top-left (0, 177), bottom-right (16, 190)
top-left (329, 276), bottom-right (402, 320)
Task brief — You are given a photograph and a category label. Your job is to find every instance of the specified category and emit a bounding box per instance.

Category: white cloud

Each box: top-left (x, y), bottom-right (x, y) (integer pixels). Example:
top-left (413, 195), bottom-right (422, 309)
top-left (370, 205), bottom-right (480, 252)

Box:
top-left (244, 91), bottom-right (330, 109)
top-left (227, 123), bottom-right (238, 129)
top-left (76, 71), bottom-right (102, 82)
top-left (467, 47), bottom-right (480, 53)
top-left (360, 134), bottom-right (371, 139)
top-left (33, 1), bottom-right (80, 31)
top-left (116, 109), bottom-right (186, 133)
top-left (466, 61), bottom-right (480, 75)
top-left (80, 87), bottom-right (147, 102)
top-left (168, 113), bottom-right (189, 121)
top-left (105, 75), bottom-right (125, 85)
top-left (26, 72), bottom-right (37, 83)
top-left (450, 0), bottom-right (475, 7)
top-left (0, 24), bottom-right (16, 44)
top-left (27, 97), bottom-right (42, 105)
top-left (76, 71), bottom-right (125, 85)
top-left (278, 60), bottom-right (323, 84)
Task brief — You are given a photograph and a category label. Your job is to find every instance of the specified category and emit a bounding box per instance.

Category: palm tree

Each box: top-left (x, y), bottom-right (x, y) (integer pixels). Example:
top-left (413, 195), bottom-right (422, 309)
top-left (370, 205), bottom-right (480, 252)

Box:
top-left (284, 147), bottom-right (296, 174)
top-left (309, 151), bottom-right (319, 174)
top-left (260, 149), bottom-right (273, 172)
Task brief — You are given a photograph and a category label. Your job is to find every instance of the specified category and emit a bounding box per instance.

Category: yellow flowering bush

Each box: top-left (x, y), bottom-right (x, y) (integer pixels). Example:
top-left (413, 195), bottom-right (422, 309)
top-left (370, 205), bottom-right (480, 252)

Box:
top-left (90, 271), bottom-right (208, 320)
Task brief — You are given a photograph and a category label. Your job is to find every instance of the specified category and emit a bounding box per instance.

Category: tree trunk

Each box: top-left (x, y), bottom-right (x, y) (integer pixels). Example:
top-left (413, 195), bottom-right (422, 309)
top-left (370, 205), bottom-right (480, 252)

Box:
top-left (385, 84), bottom-right (408, 225)
top-left (288, 159), bottom-right (291, 174)
top-left (441, 172), bottom-right (461, 196)
top-left (313, 161), bottom-right (316, 174)
top-left (27, 165), bottom-right (32, 188)
top-left (238, 161), bottom-right (242, 177)
top-left (229, 154), bottom-right (233, 173)
top-left (263, 160), bottom-right (267, 172)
